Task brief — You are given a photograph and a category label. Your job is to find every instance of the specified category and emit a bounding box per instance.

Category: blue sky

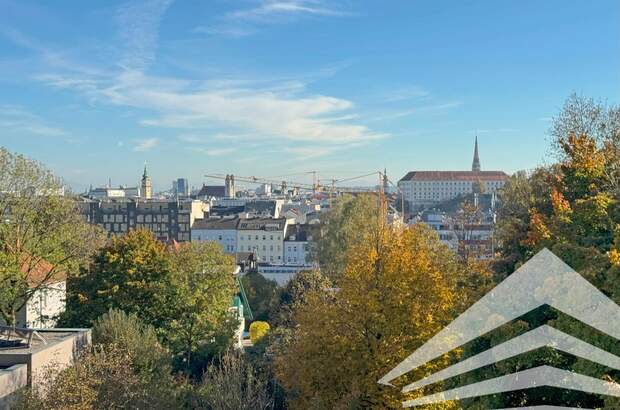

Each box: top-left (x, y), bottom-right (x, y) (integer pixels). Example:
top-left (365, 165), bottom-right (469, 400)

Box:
top-left (1, 0), bottom-right (619, 191)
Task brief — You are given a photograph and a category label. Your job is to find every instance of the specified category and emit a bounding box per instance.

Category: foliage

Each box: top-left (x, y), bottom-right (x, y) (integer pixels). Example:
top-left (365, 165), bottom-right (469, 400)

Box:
top-left (310, 194), bottom-right (381, 279)
top-left (62, 232), bottom-right (238, 377)
top-left (13, 343), bottom-right (178, 410)
top-left (276, 223), bottom-right (480, 409)
top-left (60, 228), bottom-right (172, 328)
top-left (0, 147), bottom-right (105, 325)
top-left (241, 271), bottom-right (279, 322)
top-left (92, 309), bottom-right (173, 386)
top-left (271, 269), bottom-right (331, 327)
top-left (492, 94), bottom-right (620, 407)
top-left (163, 241), bottom-right (238, 374)
top-left (249, 321), bottom-right (270, 344)
top-left (193, 349), bottom-right (274, 410)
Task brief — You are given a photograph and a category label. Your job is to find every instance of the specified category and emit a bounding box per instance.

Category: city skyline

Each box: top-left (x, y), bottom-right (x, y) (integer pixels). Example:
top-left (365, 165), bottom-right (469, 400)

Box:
top-left (1, 0), bottom-right (619, 191)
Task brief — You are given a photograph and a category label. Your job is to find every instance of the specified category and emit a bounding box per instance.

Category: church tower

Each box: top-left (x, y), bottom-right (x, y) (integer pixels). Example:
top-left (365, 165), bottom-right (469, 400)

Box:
top-left (141, 162), bottom-right (152, 199)
top-left (471, 136), bottom-right (481, 172)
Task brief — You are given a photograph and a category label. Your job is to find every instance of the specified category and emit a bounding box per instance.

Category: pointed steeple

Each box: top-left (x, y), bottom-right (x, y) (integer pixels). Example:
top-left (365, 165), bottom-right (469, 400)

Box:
top-left (143, 161), bottom-right (148, 178)
top-left (472, 136), bottom-right (481, 172)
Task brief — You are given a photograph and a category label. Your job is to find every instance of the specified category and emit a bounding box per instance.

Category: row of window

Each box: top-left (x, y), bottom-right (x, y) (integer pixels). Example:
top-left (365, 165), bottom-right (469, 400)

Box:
top-left (240, 234), bottom-right (281, 241)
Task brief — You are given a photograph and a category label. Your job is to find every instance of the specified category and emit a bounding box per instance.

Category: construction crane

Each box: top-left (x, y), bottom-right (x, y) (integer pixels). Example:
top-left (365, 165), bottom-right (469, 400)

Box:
top-left (204, 171), bottom-right (404, 221)
top-left (204, 173), bottom-right (320, 194)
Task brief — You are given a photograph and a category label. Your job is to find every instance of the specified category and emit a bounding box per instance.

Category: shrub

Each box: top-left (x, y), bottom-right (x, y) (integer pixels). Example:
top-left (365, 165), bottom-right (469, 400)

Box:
top-left (249, 321), bottom-right (270, 344)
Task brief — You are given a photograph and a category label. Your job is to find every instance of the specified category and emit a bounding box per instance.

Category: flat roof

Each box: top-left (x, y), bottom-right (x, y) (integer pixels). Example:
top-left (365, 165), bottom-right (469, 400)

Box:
top-left (0, 329), bottom-right (89, 356)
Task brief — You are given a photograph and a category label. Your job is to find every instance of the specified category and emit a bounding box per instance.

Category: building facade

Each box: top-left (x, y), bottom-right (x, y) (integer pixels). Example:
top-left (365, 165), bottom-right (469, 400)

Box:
top-left (191, 217), bottom-right (239, 253)
top-left (283, 224), bottom-right (315, 266)
top-left (398, 138), bottom-right (507, 211)
top-left (78, 198), bottom-right (208, 242)
top-left (236, 218), bottom-right (288, 264)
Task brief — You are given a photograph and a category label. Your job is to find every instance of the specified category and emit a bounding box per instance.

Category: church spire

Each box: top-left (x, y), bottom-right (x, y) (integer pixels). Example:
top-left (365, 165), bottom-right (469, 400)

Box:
top-left (143, 161), bottom-right (148, 178)
top-left (472, 136), bottom-right (481, 172)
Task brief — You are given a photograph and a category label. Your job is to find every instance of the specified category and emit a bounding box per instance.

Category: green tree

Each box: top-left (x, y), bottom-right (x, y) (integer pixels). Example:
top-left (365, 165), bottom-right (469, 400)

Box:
top-left (0, 147), bottom-right (105, 325)
top-left (164, 241), bottom-right (238, 373)
top-left (310, 194), bottom-right (381, 279)
top-left (271, 269), bottom-right (331, 327)
top-left (241, 271), bottom-right (279, 322)
top-left (60, 228), bottom-right (172, 328)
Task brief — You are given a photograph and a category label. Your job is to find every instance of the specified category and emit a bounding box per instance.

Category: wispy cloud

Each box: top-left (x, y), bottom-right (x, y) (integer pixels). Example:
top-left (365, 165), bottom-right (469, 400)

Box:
top-left (190, 147), bottom-right (238, 156)
top-left (0, 105), bottom-right (66, 137)
top-left (194, 0), bottom-right (353, 38)
top-left (226, 1), bottom-right (350, 22)
top-left (369, 101), bottom-right (464, 122)
top-left (382, 86), bottom-right (430, 103)
top-left (132, 137), bottom-right (159, 151)
top-left (116, 0), bottom-right (175, 71)
top-left (192, 25), bottom-right (255, 38)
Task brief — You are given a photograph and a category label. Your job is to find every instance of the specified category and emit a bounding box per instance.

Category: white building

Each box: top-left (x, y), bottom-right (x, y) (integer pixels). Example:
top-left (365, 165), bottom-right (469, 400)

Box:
top-left (237, 218), bottom-right (288, 264)
top-left (283, 224), bottom-right (315, 266)
top-left (398, 138), bottom-right (507, 211)
top-left (12, 258), bottom-right (67, 329)
top-left (191, 217), bottom-right (239, 253)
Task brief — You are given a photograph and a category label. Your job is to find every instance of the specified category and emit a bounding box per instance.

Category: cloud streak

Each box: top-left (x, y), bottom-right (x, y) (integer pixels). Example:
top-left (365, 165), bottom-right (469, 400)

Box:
top-left (0, 105), bottom-right (66, 137)
top-left (132, 137), bottom-right (159, 151)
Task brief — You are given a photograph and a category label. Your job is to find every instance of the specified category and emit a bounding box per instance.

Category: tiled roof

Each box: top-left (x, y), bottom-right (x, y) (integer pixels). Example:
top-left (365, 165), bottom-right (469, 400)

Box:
top-left (20, 254), bottom-right (67, 287)
top-left (399, 171), bottom-right (508, 182)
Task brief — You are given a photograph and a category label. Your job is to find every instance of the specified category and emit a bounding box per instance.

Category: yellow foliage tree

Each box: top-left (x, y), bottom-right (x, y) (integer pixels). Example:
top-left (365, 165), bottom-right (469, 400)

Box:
top-left (249, 321), bottom-right (270, 344)
top-left (275, 223), bottom-right (485, 409)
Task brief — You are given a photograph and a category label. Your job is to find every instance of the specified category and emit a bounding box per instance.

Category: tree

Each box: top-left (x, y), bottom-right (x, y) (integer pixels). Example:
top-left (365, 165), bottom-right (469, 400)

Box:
top-left (241, 271), bottom-right (279, 322)
top-left (310, 194), bottom-right (381, 279)
top-left (92, 309), bottom-right (173, 388)
top-left (163, 241), bottom-right (238, 373)
top-left (0, 148), bottom-right (105, 325)
top-left (14, 311), bottom-right (178, 409)
top-left (492, 95), bottom-right (620, 408)
top-left (271, 269), bottom-right (331, 327)
top-left (194, 349), bottom-right (274, 410)
top-left (249, 321), bottom-right (270, 344)
top-left (60, 228), bottom-right (172, 328)
top-left (275, 223), bottom-right (478, 409)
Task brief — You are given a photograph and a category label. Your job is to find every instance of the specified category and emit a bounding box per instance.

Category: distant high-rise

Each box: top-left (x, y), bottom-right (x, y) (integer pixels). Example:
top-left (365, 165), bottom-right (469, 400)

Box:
top-left (141, 163), bottom-right (152, 199)
top-left (472, 136), bottom-right (481, 172)
top-left (172, 178), bottom-right (190, 198)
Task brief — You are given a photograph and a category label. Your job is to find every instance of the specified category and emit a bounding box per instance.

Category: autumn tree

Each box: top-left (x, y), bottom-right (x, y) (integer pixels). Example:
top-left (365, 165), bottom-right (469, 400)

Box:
top-left (276, 223), bottom-right (477, 409)
top-left (310, 194), bottom-right (381, 278)
top-left (0, 147), bottom-right (105, 325)
top-left (492, 95), bottom-right (620, 408)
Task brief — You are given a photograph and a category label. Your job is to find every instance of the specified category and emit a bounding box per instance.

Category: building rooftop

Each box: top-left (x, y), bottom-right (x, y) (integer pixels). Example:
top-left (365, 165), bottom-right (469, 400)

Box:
top-left (399, 171), bottom-right (508, 182)
top-left (192, 217), bottom-right (240, 230)
top-left (0, 328), bottom-right (89, 355)
top-left (237, 218), bottom-right (287, 231)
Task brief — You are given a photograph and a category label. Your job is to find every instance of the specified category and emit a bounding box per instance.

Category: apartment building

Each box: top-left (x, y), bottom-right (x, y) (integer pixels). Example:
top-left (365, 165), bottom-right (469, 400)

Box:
top-left (78, 198), bottom-right (208, 242)
top-left (237, 218), bottom-right (288, 264)
top-left (191, 217), bottom-right (239, 253)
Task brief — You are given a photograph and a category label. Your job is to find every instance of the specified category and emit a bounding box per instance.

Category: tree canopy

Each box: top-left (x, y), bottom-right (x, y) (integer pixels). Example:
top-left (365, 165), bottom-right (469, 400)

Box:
top-left (0, 147), bottom-right (105, 325)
